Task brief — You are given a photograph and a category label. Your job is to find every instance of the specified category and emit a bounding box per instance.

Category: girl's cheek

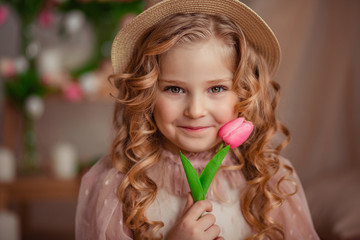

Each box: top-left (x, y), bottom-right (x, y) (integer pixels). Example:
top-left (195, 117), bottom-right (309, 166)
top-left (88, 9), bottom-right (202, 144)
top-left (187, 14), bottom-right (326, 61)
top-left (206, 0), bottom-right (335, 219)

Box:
top-left (212, 95), bottom-right (238, 123)
top-left (154, 96), bottom-right (178, 122)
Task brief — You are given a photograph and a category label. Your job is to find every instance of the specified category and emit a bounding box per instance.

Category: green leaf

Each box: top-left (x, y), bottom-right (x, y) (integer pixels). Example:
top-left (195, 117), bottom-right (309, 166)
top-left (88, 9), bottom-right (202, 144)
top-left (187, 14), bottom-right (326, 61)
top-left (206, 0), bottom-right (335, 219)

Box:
top-left (180, 152), bottom-right (205, 202)
top-left (179, 145), bottom-right (230, 202)
top-left (3, 69), bottom-right (48, 108)
top-left (199, 145), bottom-right (230, 195)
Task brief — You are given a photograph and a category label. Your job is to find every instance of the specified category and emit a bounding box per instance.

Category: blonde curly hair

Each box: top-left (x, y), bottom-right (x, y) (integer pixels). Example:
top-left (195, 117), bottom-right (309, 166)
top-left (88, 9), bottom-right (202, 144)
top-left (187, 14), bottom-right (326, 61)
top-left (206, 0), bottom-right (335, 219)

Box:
top-left (109, 13), bottom-right (294, 240)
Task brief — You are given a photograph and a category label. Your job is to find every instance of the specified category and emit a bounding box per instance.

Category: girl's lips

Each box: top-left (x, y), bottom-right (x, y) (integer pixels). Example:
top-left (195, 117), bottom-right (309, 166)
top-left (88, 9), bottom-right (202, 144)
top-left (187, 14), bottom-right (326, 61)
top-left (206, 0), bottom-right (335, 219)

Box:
top-left (179, 126), bottom-right (211, 132)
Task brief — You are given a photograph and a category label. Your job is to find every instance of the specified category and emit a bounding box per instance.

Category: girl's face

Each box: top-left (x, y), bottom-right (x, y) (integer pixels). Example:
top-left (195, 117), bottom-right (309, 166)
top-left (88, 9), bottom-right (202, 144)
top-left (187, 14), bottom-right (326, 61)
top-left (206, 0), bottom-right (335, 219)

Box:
top-left (154, 38), bottom-right (239, 153)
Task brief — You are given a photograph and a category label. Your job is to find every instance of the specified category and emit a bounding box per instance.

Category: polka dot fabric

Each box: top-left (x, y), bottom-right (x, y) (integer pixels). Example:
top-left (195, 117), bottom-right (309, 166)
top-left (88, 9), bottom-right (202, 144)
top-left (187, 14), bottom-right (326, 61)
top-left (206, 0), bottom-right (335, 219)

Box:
top-left (75, 152), bottom-right (319, 239)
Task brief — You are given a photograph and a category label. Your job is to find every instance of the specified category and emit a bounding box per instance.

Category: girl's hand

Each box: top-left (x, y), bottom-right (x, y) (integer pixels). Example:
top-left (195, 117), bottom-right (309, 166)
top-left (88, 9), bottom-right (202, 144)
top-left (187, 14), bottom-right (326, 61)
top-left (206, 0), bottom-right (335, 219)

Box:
top-left (166, 193), bottom-right (224, 240)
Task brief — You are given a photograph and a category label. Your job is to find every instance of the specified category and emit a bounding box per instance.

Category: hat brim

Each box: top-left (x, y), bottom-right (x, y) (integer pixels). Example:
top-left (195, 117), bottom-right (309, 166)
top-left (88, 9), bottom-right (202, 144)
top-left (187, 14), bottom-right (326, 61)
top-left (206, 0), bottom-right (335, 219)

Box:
top-left (111, 0), bottom-right (280, 76)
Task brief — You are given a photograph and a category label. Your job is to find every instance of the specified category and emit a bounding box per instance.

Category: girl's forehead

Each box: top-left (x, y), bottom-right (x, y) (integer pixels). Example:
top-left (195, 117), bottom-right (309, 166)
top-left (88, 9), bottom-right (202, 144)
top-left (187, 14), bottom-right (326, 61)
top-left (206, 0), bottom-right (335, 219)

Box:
top-left (161, 38), bottom-right (237, 73)
top-left (158, 39), bottom-right (235, 83)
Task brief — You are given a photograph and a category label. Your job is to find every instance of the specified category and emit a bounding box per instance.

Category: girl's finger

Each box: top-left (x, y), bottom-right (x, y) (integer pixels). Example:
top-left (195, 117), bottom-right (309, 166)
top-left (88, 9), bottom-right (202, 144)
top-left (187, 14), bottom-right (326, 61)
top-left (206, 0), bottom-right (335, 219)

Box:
top-left (204, 224), bottom-right (221, 239)
top-left (184, 200), bottom-right (213, 221)
top-left (197, 213), bottom-right (216, 230)
top-left (183, 192), bottom-right (194, 213)
top-left (214, 237), bottom-right (224, 240)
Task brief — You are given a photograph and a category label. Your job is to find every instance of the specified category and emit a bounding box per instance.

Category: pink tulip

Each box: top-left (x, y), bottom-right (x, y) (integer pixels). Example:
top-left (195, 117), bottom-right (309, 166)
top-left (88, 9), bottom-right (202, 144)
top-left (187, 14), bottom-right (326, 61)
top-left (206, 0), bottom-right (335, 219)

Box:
top-left (64, 83), bottom-right (83, 102)
top-left (37, 10), bottom-right (54, 28)
top-left (0, 5), bottom-right (9, 26)
top-left (0, 58), bottom-right (16, 78)
top-left (218, 117), bottom-right (253, 148)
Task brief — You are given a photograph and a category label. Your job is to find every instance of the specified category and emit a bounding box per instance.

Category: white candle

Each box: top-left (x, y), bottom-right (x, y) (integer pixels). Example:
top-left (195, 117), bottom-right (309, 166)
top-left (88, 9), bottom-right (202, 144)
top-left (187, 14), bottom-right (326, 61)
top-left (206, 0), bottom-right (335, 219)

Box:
top-left (0, 147), bottom-right (16, 182)
top-left (52, 142), bottom-right (78, 179)
top-left (0, 210), bottom-right (20, 240)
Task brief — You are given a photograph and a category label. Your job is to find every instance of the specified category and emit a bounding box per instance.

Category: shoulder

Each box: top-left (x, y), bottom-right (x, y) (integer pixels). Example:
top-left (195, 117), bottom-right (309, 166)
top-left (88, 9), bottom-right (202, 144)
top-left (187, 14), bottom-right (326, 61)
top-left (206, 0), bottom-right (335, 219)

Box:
top-left (75, 155), bottom-right (133, 240)
top-left (81, 155), bottom-right (122, 186)
top-left (79, 155), bottom-right (125, 201)
top-left (269, 155), bottom-right (307, 202)
top-left (273, 155), bottom-right (300, 187)
top-left (270, 155), bottom-right (320, 239)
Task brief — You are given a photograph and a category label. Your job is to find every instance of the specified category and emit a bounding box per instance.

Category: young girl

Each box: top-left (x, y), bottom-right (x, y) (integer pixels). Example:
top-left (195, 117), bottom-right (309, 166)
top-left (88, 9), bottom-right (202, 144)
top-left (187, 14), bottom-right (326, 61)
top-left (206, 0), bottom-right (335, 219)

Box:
top-left (76, 0), bottom-right (320, 239)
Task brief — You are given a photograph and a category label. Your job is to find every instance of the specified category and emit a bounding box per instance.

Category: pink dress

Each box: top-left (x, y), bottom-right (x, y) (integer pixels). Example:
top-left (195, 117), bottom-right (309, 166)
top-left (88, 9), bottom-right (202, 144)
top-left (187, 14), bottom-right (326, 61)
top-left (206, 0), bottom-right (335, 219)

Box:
top-left (75, 150), bottom-right (319, 240)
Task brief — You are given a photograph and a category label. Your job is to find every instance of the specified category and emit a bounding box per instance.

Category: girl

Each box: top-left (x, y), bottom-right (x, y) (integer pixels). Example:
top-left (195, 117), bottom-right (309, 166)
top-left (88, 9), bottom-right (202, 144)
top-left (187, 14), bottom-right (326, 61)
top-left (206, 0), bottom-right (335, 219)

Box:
top-left (76, 0), bottom-right (320, 239)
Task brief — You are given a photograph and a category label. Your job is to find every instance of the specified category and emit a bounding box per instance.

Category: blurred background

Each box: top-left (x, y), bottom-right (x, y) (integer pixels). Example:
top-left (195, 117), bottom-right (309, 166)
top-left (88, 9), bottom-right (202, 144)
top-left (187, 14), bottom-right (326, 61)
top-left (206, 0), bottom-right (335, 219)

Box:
top-left (0, 0), bottom-right (359, 239)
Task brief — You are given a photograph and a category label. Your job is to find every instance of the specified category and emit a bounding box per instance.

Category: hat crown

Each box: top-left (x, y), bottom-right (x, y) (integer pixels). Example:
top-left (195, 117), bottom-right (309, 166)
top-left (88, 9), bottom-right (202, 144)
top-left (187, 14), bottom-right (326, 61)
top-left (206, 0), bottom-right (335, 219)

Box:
top-left (112, 0), bottom-right (281, 76)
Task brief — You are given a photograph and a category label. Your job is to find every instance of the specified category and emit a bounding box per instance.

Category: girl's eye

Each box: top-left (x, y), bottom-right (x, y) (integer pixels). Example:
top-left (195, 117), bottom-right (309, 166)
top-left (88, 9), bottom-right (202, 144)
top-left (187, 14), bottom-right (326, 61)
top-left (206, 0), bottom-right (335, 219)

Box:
top-left (165, 86), bottom-right (184, 94)
top-left (209, 86), bottom-right (225, 93)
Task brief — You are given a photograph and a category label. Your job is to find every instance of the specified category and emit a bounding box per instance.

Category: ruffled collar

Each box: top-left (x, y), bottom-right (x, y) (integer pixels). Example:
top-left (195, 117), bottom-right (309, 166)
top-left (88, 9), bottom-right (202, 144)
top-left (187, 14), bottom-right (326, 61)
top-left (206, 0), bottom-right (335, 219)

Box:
top-left (147, 148), bottom-right (248, 202)
top-left (162, 148), bottom-right (235, 169)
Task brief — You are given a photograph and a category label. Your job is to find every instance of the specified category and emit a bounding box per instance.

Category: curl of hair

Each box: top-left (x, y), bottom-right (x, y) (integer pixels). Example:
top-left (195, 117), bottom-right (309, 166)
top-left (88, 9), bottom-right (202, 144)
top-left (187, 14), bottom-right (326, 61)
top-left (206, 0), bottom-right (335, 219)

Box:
top-left (233, 44), bottom-right (295, 239)
top-left (109, 13), bottom-right (295, 239)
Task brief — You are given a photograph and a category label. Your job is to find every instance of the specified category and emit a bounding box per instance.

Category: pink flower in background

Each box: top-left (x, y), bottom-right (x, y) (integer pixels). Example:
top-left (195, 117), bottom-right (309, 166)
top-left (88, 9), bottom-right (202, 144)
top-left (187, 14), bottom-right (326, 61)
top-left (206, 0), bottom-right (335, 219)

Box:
top-left (37, 10), bottom-right (54, 28)
top-left (64, 83), bottom-right (83, 102)
top-left (218, 117), bottom-right (254, 148)
top-left (0, 5), bottom-right (9, 26)
top-left (0, 58), bottom-right (16, 78)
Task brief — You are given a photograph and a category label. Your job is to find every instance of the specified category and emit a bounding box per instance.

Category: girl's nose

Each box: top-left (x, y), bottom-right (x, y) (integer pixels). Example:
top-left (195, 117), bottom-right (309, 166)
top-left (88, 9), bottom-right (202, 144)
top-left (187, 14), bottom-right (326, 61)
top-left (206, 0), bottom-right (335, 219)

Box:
top-left (184, 95), bottom-right (207, 119)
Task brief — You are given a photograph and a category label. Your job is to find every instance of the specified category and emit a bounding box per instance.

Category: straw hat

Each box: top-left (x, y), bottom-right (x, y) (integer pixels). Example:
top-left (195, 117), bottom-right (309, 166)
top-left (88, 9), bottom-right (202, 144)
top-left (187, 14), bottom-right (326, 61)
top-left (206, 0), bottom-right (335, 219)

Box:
top-left (111, 0), bottom-right (281, 76)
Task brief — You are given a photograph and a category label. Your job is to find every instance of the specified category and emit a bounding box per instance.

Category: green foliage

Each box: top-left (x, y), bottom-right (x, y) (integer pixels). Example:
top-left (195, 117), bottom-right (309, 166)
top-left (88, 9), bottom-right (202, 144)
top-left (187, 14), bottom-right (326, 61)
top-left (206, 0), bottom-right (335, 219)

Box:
top-left (1, 0), bottom-right (145, 106)
top-left (3, 69), bottom-right (48, 108)
top-left (3, 0), bottom-right (46, 52)
top-left (3, 0), bottom-right (45, 25)
top-left (57, 0), bottom-right (145, 77)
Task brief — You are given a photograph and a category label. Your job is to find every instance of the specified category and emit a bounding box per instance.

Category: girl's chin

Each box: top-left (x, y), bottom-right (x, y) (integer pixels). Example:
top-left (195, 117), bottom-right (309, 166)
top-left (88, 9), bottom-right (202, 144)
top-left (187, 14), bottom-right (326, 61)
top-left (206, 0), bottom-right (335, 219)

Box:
top-left (161, 140), bottom-right (221, 154)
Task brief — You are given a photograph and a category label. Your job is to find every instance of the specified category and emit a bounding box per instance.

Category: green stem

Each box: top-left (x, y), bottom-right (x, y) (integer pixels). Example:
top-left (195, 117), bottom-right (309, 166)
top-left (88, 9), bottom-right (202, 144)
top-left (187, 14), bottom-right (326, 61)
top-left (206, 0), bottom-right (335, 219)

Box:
top-left (21, 111), bottom-right (39, 175)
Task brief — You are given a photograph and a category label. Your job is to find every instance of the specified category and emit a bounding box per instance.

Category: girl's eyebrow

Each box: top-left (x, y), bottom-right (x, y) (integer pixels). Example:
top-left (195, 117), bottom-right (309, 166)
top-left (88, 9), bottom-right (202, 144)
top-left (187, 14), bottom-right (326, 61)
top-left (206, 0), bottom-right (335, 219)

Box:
top-left (158, 79), bottom-right (184, 85)
top-left (207, 78), bottom-right (233, 84)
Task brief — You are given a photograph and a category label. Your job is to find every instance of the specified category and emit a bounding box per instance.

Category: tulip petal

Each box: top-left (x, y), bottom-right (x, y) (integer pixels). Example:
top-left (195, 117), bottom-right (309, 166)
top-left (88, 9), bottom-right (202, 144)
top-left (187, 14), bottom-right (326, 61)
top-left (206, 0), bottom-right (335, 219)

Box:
top-left (224, 121), bottom-right (253, 148)
top-left (218, 117), bottom-right (244, 139)
top-left (218, 117), bottom-right (253, 149)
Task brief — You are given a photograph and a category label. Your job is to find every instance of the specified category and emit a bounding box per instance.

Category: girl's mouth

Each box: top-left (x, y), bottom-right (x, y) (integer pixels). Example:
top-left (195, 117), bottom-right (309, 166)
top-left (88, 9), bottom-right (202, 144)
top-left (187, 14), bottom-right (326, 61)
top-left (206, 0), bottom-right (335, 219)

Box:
top-left (179, 126), bottom-right (210, 132)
